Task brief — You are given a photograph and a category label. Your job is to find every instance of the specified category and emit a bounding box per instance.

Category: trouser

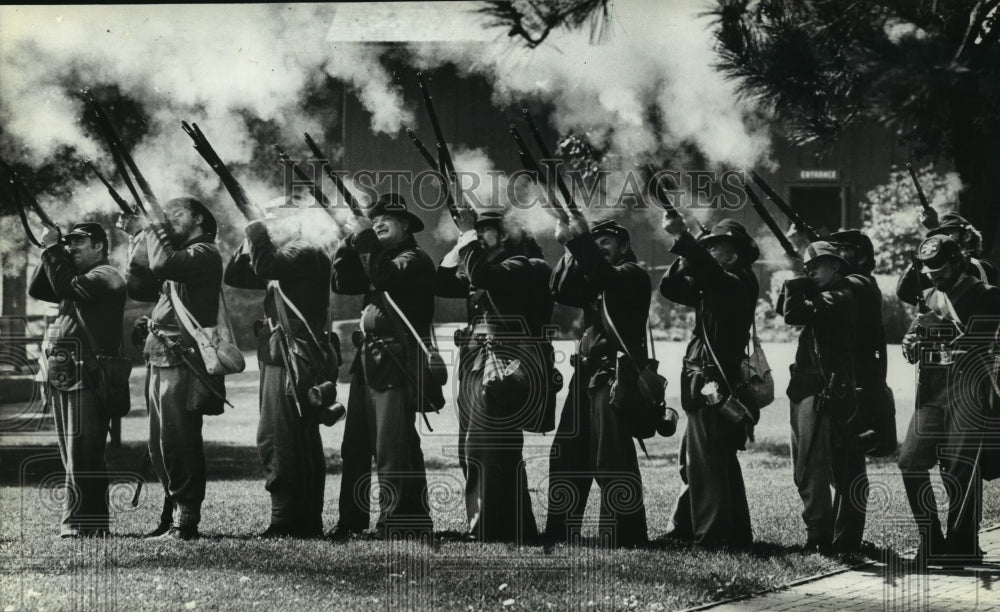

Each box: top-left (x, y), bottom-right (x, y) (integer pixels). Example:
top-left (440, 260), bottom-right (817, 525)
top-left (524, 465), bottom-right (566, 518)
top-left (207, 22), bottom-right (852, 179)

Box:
top-left (457, 365), bottom-right (538, 543)
top-left (51, 386), bottom-right (110, 535)
top-left (790, 396), bottom-right (869, 551)
top-left (337, 372), bottom-right (431, 533)
top-left (258, 362), bottom-right (325, 534)
top-left (545, 364), bottom-right (647, 547)
top-left (898, 381), bottom-right (984, 560)
top-left (147, 364), bottom-right (205, 529)
top-left (669, 366), bottom-right (753, 550)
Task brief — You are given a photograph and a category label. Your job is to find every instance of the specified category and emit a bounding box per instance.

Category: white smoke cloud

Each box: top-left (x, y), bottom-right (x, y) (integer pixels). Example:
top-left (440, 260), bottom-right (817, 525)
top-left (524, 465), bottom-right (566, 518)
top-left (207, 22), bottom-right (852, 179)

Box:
top-left (410, 0), bottom-right (769, 170)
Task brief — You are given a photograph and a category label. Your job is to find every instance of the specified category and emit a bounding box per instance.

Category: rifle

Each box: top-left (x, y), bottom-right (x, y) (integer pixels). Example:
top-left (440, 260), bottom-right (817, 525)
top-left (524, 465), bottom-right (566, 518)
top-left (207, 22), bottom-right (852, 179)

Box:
top-left (414, 72), bottom-right (463, 224)
top-left (302, 133), bottom-right (366, 220)
top-left (181, 121), bottom-right (257, 221)
top-left (749, 170), bottom-right (819, 241)
top-left (273, 144), bottom-right (339, 219)
top-left (148, 326), bottom-right (233, 408)
top-left (0, 157), bottom-right (58, 247)
top-left (521, 108), bottom-right (581, 218)
top-left (906, 163), bottom-right (934, 215)
top-left (84, 160), bottom-right (135, 215)
top-left (508, 124), bottom-right (569, 223)
top-left (405, 127), bottom-right (462, 221)
top-left (744, 180), bottom-right (801, 260)
top-left (83, 90), bottom-right (163, 222)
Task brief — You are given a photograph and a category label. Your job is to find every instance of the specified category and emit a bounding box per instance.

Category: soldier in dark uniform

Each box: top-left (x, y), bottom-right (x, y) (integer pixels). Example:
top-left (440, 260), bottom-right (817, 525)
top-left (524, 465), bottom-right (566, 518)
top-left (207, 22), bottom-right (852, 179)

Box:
top-left (659, 217), bottom-right (758, 550)
top-left (829, 229), bottom-right (892, 456)
top-left (778, 241), bottom-right (867, 554)
top-left (126, 197), bottom-right (223, 540)
top-left (30, 222), bottom-right (126, 537)
top-left (435, 209), bottom-right (552, 543)
top-left (897, 212), bottom-right (997, 306)
top-left (330, 193), bottom-right (437, 539)
top-left (545, 216), bottom-right (650, 548)
top-left (224, 204), bottom-right (338, 538)
top-left (900, 235), bottom-right (1000, 567)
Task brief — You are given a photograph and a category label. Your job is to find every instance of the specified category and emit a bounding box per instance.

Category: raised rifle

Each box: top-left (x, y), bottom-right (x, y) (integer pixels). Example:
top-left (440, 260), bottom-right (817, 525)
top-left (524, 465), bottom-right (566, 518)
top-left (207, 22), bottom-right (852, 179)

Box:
top-left (906, 163), bottom-right (934, 215)
top-left (273, 144), bottom-right (339, 219)
top-left (0, 157), bottom-right (59, 248)
top-left (405, 127), bottom-right (462, 220)
top-left (521, 108), bottom-right (582, 219)
top-left (181, 121), bottom-right (257, 221)
top-left (302, 133), bottom-right (366, 220)
top-left (414, 72), bottom-right (463, 224)
top-left (744, 180), bottom-right (801, 260)
top-left (83, 90), bottom-right (163, 222)
top-left (84, 160), bottom-right (135, 215)
top-left (509, 124), bottom-right (569, 223)
top-left (643, 164), bottom-right (711, 235)
top-left (749, 170), bottom-right (819, 241)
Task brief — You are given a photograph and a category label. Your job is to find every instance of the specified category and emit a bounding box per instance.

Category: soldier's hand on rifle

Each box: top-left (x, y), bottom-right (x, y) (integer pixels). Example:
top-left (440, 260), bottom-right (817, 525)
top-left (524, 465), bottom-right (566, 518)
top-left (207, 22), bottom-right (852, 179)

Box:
top-left (919, 207), bottom-right (939, 230)
top-left (455, 207), bottom-right (477, 233)
top-left (115, 213), bottom-right (143, 235)
top-left (40, 226), bottom-right (61, 248)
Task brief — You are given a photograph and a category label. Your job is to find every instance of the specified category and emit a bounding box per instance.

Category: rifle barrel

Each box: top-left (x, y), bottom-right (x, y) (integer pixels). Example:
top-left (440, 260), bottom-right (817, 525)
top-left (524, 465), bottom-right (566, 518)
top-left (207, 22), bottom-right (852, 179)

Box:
top-left (275, 145), bottom-right (336, 211)
top-left (749, 170), bottom-right (819, 241)
top-left (405, 128), bottom-right (439, 171)
top-left (509, 125), bottom-right (568, 223)
top-left (906, 163), bottom-right (933, 213)
top-left (744, 181), bottom-right (800, 260)
top-left (85, 91), bottom-right (158, 220)
top-left (84, 160), bottom-right (135, 215)
top-left (0, 158), bottom-right (58, 229)
top-left (415, 73), bottom-right (465, 223)
top-left (303, 133), bottom-right (365, 219)
top-left (522, 109), bottom-right (578, 214)
top-left (181, 121), bottom-right (256, 220)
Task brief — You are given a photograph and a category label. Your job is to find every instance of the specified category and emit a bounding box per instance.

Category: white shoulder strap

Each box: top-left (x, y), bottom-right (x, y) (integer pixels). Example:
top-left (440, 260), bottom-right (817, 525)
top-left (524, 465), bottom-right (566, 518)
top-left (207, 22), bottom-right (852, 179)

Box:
top-left (600, 291), bottom-right (637, 360)
top-left (382, 290), bottom-right (434, 359)
top-left (268, 280), bottom-right (324, 353)
top-left (168, 282), bottom-right (202, 336)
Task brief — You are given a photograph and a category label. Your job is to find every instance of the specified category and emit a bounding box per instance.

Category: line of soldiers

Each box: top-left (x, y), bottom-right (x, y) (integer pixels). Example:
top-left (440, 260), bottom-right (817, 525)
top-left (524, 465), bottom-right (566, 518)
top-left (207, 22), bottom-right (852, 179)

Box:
top-left (31, 192), bottom-right (998, 567)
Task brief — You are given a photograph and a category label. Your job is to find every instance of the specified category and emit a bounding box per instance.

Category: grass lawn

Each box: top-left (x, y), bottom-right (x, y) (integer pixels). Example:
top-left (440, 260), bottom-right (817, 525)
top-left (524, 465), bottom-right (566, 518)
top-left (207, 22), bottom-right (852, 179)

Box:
top-left (2, 342), bottom-right (998, 610)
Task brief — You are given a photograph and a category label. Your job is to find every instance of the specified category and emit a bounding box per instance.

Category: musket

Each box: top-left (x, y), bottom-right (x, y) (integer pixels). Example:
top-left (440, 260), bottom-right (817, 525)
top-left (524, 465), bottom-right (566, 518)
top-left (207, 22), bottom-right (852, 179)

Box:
top-left (415, 72), bottom-right (463, 223)
top-left (302, 132), bottom-right (365, 220)
top-left (273, 144), bottom-right (336, 214)
top-left (509, 124), bottom-right (569, 223)
top-left (405, 128), bottom-right (439, 171)
top-left (83, 90), bottom-right (162, 221)
top-left (906, 163), bottom-right (934, 215)
top-left (268, 317), bottom-right (304, 418)
top-left (84, 160), bottom-right (135, 215)
top-left (0, 158), bottom-right (58, 248)
top-left (744, 180), bottom-right (800, 260)
top-left (522, 108), bottom-right (581, 217)
top-left (181, 121), bottom-right (257, 221)
top-left (404, 128), bottom-right (461, 224)
top-left (148, 326), bottom-right (233, 408)
top-left (749, 170), bottom-right (819, 241)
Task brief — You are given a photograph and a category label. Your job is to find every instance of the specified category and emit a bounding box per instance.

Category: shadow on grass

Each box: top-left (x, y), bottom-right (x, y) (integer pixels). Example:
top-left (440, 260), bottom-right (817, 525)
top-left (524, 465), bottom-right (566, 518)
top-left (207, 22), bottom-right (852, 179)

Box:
top-left (1, 442), bottom-right (459, 485)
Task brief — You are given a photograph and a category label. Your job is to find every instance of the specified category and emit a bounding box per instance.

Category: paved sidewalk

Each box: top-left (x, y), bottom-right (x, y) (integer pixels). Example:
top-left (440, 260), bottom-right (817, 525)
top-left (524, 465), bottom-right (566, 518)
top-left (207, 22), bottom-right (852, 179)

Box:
top-left (703, 527), bottom-right (1000, 611)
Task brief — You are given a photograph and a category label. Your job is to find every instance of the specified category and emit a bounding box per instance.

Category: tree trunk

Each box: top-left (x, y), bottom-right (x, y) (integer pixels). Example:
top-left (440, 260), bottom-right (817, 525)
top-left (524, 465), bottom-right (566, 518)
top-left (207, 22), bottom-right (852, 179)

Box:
top-left (1, 266), bottom-right (27, 317)
top-left (949, 94), bottom-right (1000, 266)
